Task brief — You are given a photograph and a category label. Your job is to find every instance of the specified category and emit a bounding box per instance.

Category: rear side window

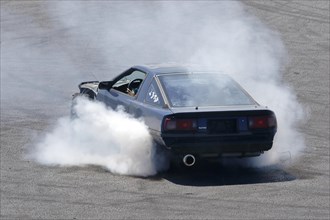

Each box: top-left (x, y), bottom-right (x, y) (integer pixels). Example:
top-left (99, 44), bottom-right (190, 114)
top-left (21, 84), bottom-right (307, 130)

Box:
top-left (145, 81), bottom-right (163, 106)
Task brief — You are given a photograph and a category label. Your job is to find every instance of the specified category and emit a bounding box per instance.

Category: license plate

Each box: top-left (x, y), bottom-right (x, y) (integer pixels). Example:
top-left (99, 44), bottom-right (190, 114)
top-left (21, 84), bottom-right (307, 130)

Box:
top-left (208, 119), bottom-right (237, 134)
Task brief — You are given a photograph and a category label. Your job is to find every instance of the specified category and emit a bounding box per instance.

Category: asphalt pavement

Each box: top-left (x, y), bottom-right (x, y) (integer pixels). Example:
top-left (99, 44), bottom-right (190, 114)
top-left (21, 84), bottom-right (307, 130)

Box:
top-left (1, 1), bottom-right (329, 219)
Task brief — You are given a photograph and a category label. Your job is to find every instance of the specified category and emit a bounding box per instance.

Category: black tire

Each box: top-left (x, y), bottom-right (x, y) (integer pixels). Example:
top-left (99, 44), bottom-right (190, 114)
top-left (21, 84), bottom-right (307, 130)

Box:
top-left (152, 143), bottom-right (171, 172)
top-left (79, 88), bottom-right (96, 100)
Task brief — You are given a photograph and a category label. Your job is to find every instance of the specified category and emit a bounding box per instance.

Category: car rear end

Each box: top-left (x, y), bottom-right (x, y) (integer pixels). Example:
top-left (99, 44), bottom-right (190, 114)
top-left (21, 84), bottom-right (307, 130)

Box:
top-left (155, 72), bottom-right (277, 158)
top-left (161, 107), bottom-right (277, 158)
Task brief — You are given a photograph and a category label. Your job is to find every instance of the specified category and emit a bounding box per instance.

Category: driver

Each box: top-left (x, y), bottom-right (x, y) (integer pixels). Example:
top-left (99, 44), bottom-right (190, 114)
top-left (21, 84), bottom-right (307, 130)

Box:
top-left (127, 87), bottom-right (136, 96)
top-left (127, 79), bottom-right (143, 96)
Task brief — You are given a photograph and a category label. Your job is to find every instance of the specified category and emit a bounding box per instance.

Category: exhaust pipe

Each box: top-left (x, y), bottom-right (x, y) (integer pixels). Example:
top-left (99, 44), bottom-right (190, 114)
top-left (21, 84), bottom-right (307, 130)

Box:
top-left (183, 154), bottom-right (196, 167)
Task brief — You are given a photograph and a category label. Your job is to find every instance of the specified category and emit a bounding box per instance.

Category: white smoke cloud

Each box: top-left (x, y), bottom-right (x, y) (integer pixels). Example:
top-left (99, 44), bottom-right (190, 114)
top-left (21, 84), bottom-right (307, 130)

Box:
top-left (30, 97), bottom-right (161, 177)
top-left (16, 1), bottom-right (306, 174)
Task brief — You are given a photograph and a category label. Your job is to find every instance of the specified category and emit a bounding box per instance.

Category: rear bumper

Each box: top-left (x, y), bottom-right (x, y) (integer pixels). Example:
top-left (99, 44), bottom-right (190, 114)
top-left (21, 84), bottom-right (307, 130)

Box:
top-left (161, 132), bottom-right (275, 156)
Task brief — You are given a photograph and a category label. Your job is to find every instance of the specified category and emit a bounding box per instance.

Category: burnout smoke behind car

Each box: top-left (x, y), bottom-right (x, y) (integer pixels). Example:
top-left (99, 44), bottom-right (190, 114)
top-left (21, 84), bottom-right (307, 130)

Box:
top-left (32, 97), bottom-right (160, 177)
top-left (2, 1), bottom-right (305, 176)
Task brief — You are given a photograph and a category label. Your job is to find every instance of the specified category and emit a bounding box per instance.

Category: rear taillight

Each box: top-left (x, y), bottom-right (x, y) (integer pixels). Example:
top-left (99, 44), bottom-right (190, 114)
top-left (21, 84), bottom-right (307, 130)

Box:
top-left (249, 115), bottom-right (277, 129)
top-left (164, 118), bottom-right (197, 131)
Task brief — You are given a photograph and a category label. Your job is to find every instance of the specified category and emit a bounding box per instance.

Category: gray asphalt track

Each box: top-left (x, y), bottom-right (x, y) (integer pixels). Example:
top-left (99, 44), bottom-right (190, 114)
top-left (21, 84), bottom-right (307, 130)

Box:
top-left (1, 1), bottom-right (329, 219)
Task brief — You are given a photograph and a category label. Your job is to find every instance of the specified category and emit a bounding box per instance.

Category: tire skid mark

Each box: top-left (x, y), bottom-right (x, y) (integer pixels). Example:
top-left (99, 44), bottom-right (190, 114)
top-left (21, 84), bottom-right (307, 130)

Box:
top-left (245, 1), bottom-right (329, 24)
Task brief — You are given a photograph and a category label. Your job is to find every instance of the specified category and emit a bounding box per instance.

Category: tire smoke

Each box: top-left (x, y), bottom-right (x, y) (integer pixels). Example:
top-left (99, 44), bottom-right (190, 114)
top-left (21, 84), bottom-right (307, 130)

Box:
top-left (30, 97), bottom-right (161, 177)
top-left (14, 1), bottom-right (305, 174)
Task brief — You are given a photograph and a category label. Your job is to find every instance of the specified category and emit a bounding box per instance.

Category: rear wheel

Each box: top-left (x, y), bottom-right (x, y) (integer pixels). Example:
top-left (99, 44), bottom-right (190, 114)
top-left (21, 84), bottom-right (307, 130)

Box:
top-left (152, 143), bottom-right (171, 172)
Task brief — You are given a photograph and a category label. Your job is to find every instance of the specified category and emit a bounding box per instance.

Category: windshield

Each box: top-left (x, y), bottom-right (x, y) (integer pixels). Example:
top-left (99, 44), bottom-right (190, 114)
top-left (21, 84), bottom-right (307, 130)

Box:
top-left (158, 73), bottom-right (255, 107)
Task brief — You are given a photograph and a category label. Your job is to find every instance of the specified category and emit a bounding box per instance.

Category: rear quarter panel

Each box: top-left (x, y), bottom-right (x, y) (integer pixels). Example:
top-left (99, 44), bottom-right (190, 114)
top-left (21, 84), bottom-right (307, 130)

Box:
top-left (128, 99), bottom-right (172, 144)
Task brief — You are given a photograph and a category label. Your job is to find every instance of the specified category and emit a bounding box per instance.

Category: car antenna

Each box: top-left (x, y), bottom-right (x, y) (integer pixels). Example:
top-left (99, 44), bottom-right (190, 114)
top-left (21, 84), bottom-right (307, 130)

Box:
top-left (195, 106), bottom-right (198, 110)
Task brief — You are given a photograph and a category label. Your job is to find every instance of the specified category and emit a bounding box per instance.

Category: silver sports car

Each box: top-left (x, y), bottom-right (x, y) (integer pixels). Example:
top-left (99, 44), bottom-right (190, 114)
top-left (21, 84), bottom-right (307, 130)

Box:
top-left (73, 65), bottom-right (277, 167)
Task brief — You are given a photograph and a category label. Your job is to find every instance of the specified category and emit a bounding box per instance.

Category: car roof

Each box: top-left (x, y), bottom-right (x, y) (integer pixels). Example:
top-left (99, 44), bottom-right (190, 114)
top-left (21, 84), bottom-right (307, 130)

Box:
top-left (132, 64), bottom-right (188, 75)
top-left (132, 64), bottom-right (227, 77)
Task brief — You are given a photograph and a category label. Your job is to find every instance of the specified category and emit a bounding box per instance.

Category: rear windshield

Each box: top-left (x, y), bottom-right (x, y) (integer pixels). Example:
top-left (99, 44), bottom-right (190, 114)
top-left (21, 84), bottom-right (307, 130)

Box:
top-left (158, 73), bottom-right (255, 107)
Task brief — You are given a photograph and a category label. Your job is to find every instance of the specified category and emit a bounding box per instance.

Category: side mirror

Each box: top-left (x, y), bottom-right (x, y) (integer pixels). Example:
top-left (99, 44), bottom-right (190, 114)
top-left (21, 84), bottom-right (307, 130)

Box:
top-left (98, 81), bottom-right (114, 90)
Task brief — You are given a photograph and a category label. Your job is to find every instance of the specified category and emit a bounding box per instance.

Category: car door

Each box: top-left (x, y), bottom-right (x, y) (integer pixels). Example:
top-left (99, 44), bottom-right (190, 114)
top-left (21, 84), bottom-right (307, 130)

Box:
top-left (104, 89), bottom-right (133, 111)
